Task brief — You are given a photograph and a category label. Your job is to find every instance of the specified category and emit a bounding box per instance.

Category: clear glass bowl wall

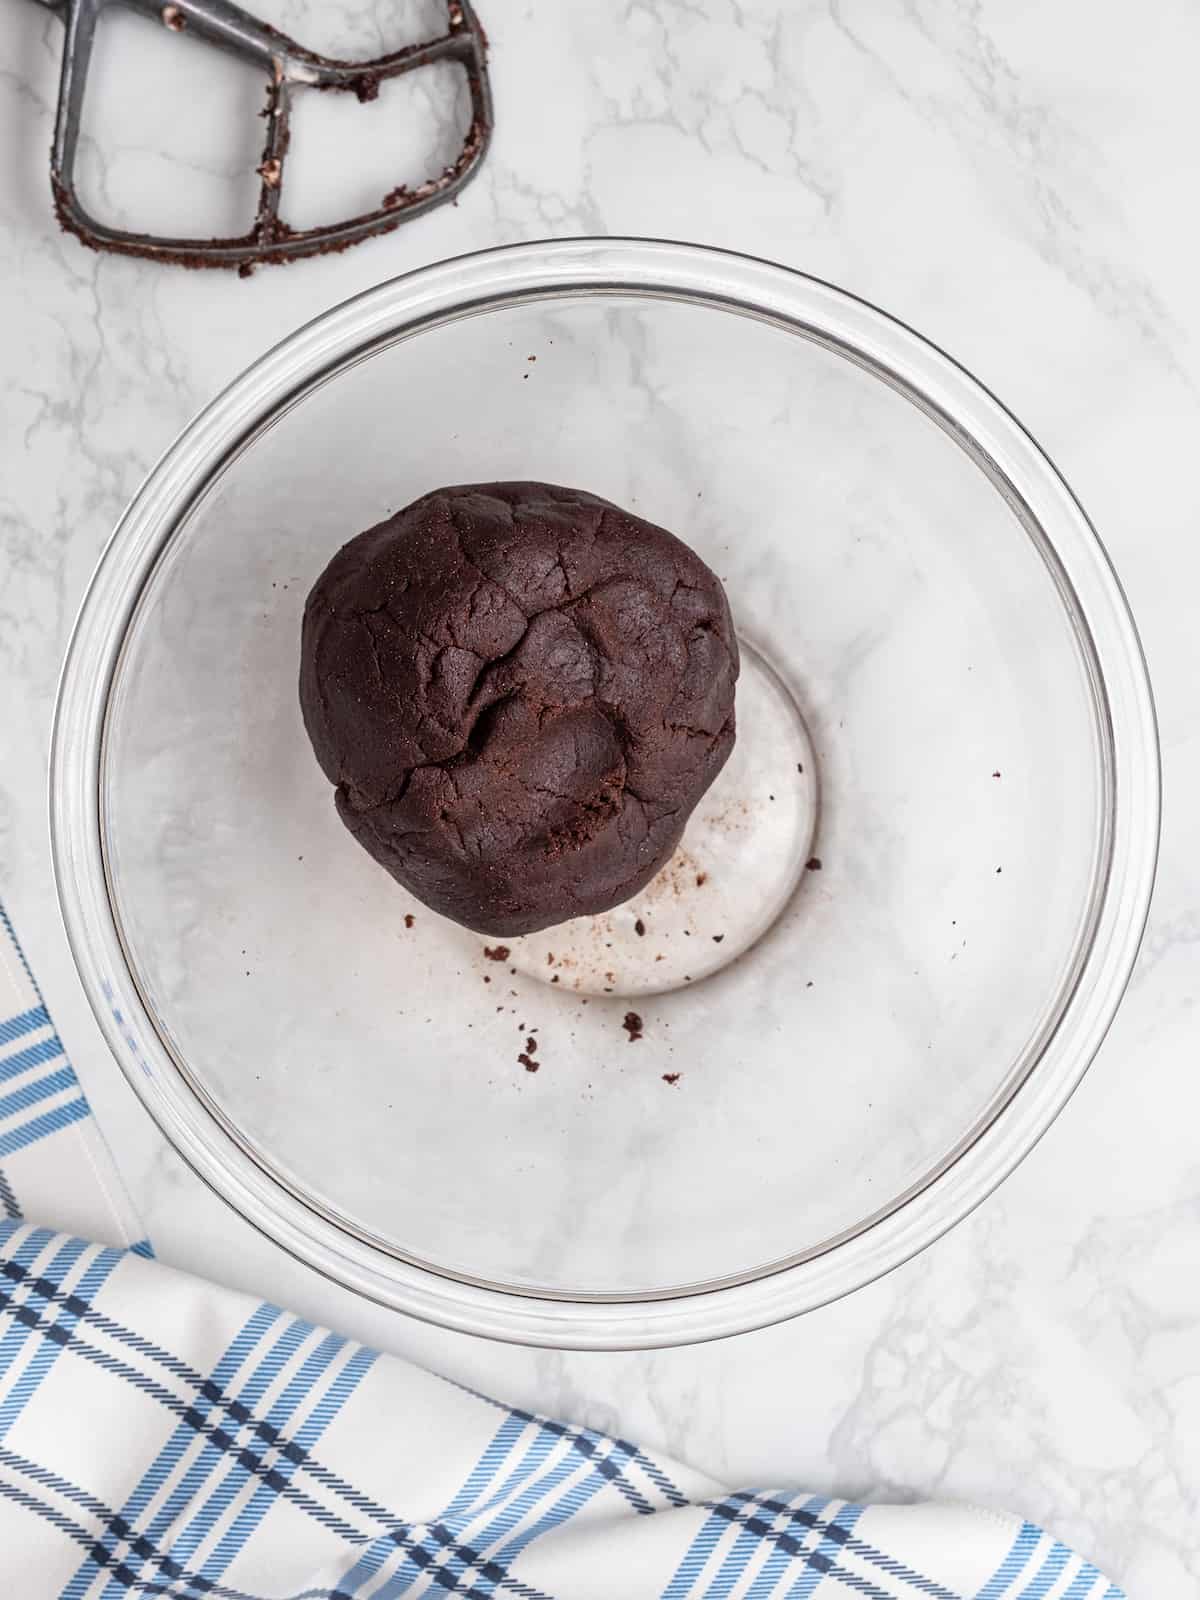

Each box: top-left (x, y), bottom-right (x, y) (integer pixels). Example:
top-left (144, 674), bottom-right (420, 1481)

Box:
top-left (52, 241), bottom-right (1159, 1347)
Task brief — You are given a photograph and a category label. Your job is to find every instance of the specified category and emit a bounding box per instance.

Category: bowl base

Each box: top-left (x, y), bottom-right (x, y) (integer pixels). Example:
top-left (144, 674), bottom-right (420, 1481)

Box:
top-left (506, 639), bottom-right (819, 997)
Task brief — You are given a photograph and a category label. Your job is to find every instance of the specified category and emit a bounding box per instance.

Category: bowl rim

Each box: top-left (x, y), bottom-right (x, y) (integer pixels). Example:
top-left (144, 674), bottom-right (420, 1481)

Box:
top-left (50, 237), bottom-right (1161, 1348)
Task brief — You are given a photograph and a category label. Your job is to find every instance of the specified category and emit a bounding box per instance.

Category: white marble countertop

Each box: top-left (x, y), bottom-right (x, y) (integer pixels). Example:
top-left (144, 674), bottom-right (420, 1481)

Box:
top-left (2, 2), bottom-right (1197, 1593)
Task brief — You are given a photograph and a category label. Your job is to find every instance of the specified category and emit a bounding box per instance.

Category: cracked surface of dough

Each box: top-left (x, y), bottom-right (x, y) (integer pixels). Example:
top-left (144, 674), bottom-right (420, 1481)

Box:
top-left (299, 482), bottom-right (738, 936)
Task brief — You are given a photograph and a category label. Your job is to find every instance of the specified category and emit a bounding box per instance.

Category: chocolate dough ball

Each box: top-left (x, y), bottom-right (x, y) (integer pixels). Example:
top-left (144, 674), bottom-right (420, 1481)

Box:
top-left (299, 482), bottom-right (738, 936)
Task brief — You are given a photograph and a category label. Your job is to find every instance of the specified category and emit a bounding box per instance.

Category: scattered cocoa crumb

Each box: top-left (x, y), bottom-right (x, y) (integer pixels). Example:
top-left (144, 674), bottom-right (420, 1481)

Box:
top-left (622, 1012), bottom-right (644, 1043)
top-left (806, 980), bottom-right (814, 988)
top-left (483, 975), bottom-right (491, 984)
top-left (551, 975), bottom-right (560, 983)
top-left (696, 872), bottom-right (708, 887)
top-left (992, 770), bottom-right (1001, 778)
top-left (806, 857), bottom-right (822, 871)
top-left (683, 929), bottom-right (691, 937)
top-left (995, 866), bottom-right (1002, 874)
top-left (510, 967), bottom-right (516, 976)
top-left (404, 913), bottom-right (414, 929)
top-left (633, 919), bottom-right (646, 939)
top-left (655, 953), bottom-right (664, 961)
top-left (797, 762), bottom-right (804, 773)
top-left (527, 354), bottom-right (537, 362)
top-left (518, 1053), bottom-right (539, 1072)
top-left (712, 934), bottom-right (725, 943)
top-left (546, 952), bottom-right (554, 965)
top-left (522, 373), bottom-right (529, 380)
top-left (524, 1035), bottom-right (537, 1056)
top-left (769, 794), bottom-right (775, 801)
top-left (483, 945), bottom-right (510, 962)
top-left (662, 1072), bottom-right (681, 1085)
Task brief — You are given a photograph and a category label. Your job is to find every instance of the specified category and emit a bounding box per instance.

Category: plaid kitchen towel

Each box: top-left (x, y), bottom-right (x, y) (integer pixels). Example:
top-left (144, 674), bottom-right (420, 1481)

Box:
top-left (0, 900), bottom-right (143, 1253)
top-left (0, 898), bottom-right (1125, 1598)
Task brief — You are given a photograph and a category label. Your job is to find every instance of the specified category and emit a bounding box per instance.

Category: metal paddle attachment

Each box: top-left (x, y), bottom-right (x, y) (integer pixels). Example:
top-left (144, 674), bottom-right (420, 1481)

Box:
top-left (31, 0), bottom-right (492, 271)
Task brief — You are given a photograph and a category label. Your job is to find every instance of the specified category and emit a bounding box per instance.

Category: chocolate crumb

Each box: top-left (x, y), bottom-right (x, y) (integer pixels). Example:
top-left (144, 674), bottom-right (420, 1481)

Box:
top-left (483, 945), bottom-right (510, 962)
top-left (635, 918), bottom-right (646, 937)
top-left (527, 355), bottom-right (537, 362)
top-left (622, 1011), bottom-right (643, 1043)
top-left (518, 1054), bottom-right (539, 1072)
top-left (524, 1036), bottom-right (538, 1055)
top-left (551, 974), bottom-right (560, 983)
top-left (662, 1072), bottom-right (681, 1085)
top-left (769, 794), bottom-right (775, 801)
top-left (806, 857), bottom-right (822, 871)
top-left (483, 975), bottom-right (491, 984)
top-left (712, 934), bottom-right (724, 943)
top-left (806, 980), bottom-right (814, 988)
top-left (797, 762), bottom-right (804, 773)
top-left (696, 872), bottom-right (708, 887)
top-left (995, 866), bottom-right (1002, 874)
top-left (404, 913), bottom-right (414, 929)
top-left (546, 952), bottom-right (554, 965)
top-left (992, 770), bottom-right (1001, 778)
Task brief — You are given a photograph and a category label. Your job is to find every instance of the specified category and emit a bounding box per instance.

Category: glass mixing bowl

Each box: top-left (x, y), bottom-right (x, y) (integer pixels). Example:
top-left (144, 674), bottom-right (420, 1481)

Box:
top-left (51, 240), bottom-right (1159, 1348)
